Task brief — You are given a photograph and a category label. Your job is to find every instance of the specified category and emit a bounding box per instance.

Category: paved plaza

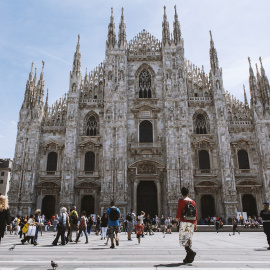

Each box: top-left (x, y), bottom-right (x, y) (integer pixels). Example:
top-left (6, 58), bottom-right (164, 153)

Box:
top-left (0, 231), bottom-right (269, 270)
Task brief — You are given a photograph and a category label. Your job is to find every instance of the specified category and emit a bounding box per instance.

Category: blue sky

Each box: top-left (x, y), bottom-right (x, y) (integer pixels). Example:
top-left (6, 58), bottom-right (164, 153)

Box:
top-left (1, 0), bottom-right (270, 159)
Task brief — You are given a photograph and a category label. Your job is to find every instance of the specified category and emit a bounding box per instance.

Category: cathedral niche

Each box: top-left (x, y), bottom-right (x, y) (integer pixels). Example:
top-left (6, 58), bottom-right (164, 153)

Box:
top-left (139, 69), bottom-right (152, 98)
top-left (46, 152), bottom-right (58, 172)
top-left (139, 120), bottom-right (153, 143)
top-left (84, 113), bottom-right (99, 136)
top-left (193, 110), bottom-right (210, 134)
top-left (238, 149), bottom-right (250, 169)
top-left (84, 151), bottom-right (95, 172)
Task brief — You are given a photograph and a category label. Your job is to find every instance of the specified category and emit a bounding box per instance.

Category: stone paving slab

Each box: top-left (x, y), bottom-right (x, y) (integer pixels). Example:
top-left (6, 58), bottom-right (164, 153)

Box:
top-left (0, 231), bottom-right (269, 269)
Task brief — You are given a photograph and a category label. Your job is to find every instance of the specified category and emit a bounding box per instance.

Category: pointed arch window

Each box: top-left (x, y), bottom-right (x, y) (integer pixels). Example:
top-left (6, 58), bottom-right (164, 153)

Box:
top-left (86, 115), bottom-right (98, 136)
top-left (139, 120), bottom-right (153, 143)
top-left (84, 151), bottom-right (95, 172)
top-left (196, 114), bottom-right (207, 134)
top-left (238, 150), bottom-right (250, 169)
top-left (47, 152), bottom-right (58, 171)
top-left (139, 70), bottom-right (152, 98)
top-left (199, 150), bottom-right (210, 170)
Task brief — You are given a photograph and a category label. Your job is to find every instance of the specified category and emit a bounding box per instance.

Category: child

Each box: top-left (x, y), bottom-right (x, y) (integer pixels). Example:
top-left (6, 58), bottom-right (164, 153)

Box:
top-left (135, 219), bottom-right (144, 244)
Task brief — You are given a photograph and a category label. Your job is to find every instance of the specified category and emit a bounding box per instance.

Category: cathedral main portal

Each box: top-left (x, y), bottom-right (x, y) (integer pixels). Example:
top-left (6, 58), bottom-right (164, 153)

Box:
top-left (137, 181), bottom-right (158, 218)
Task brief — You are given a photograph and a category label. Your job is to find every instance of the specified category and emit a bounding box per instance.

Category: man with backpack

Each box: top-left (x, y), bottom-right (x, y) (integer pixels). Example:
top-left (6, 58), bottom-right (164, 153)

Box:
top-left (105, 201), bottom-right (121, 249)
top-left (176, 187), bottom-right (197, 264)
top-left (68, 206), bottom-right (78, 242)
top-left (126, 209), bottom-right (136, 241)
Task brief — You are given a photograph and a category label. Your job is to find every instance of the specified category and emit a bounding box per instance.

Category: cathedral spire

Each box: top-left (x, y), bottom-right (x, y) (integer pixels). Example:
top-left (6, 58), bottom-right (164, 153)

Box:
top-left (209, 31), bottom-right (219, 74)
top-left (33, 67), bottom-right (37, 86)
top-left (72, 35), bottom-right (81, 75)
top-left (248, 57), bottom-right (259, 105)
top-left (243, 85), bottom-right (248, 106)
top-left (162, 6), bottom-right (170, 46)
top-left (118, 7), bottom-right (127, 48)
top-left (44, 88), bottom-right (49, 115)
top-left (107, 7), bottom-right (116, 48)
top-left (173, 5), bottom-right (181, 45)
top-left (36, 61), bottom-right (45, 105)
top-left (29, 62), bottom-right (34, 81)
top-left (259, 57), bottom-right (270, 108)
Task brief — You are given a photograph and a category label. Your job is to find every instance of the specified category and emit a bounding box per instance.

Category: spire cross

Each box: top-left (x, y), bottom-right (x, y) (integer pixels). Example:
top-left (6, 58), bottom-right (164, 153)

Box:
top-left (121, 7), bottom-right (124, 16)
top-left (42, 60), bottom-right (45, 69)
top-left (31, 62), bottom-right (34, 72)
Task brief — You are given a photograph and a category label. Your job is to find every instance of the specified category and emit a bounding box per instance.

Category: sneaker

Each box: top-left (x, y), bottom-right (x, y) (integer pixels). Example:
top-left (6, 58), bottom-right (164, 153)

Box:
top-left (21, 240), bottom-right (24, 245)
top-left (116, 239), bottom-right (119, 246)
top-left (104, 242), bottom-right (108, 245)
top-left (33, 242), bottom-right (38, 246)
top-left (267, 247), bottom-right (270, 250)
top-left (128, 238), bottom-right (132, 241)
top-left (85, 241), bottom-right (89, 244)
top-left (110, 244), bottom-right (115, 249)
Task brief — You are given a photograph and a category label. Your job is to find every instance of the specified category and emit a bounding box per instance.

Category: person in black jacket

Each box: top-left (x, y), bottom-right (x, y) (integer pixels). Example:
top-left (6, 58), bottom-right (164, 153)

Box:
top-left (0, 196), bottom-right (10, 244)
top-left (260, 201), bottom-right (270, 250)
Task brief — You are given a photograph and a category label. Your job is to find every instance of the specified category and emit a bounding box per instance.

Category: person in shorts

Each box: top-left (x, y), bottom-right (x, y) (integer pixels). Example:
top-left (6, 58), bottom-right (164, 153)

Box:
top-left (106, 201), bottom-right (121, 249)
top-left (135, 219), bottom-right (144, 244)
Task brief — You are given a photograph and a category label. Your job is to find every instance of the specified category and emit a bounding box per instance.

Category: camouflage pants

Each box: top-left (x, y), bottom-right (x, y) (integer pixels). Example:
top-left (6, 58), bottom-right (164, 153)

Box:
top-left (179, 222), bottom-right (195, 247)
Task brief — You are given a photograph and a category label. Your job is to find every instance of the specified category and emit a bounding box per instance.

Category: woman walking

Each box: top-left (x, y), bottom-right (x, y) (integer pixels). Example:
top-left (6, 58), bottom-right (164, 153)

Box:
top-left (0, 196), bottom-right (10, 245)
top-left (75, 211), bottom-right (88, 244)
top-left (101, 213), bottom-right (108, 240)
top-left (52, 207), bottom-right (68, 246)
top-left (96, 215), bottom-right (101, 236)
top-left (21, 215), bottom-right (36, 245)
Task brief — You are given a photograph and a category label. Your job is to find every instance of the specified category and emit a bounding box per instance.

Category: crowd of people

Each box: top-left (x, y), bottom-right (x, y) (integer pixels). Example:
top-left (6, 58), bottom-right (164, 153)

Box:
top-left (1, 192), bottom-right (270, 264)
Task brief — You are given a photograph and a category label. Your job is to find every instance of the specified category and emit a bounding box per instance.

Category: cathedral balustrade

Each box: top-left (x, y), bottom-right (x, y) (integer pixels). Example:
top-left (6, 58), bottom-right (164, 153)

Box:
top-left (79, 99), bottom-right (104, 108)
top-left (41, 126), bottom-right (66, 133)
top-left (129, 142), bottom-right (162, 155)
top-left (78, 171), bottom-right (100, 179)
top-left (194, 169), bottom-right (218, 177)
top-left (230, 121), bottom-right (252, 125)
top-left (234, 168), bottom-right (257, 177)
top-left (188, 97), bottom-right (213, 106)
top-left (40, 170), bottom-right (61, 179)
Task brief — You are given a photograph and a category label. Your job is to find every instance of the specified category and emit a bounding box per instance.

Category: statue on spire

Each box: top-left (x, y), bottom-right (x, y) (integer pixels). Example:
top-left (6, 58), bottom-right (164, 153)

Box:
top-left (118, 7), bottom-right (127, 48)
top-left (107, 7), bottom-right (116, 48)
top-left (209, 30), bottom-right (219, 73)
top-left (162, 6), bottom-right (170, 46)
top-left (173, 5), bottom-right (181, 45)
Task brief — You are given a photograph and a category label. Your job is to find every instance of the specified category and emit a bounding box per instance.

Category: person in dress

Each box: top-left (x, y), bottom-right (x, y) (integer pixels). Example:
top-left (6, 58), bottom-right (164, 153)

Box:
top-left (0, 196), bottom-right (10, 244)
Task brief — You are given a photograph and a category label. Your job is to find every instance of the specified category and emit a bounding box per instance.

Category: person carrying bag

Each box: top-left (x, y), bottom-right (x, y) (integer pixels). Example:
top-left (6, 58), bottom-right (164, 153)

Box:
top-left (21, 215), bottom-right (36, 245)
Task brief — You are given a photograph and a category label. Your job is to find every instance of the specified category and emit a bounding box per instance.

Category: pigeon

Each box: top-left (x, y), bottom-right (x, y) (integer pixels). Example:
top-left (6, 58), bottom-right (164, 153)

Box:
top-left (229, 233), bottom-right (231, 236)
top-left (51, 260), bottom-right (58, 270)
top-left (9, 244), bottom-right (16, 251)
top-left (163, 235), bottom-right (165, 238)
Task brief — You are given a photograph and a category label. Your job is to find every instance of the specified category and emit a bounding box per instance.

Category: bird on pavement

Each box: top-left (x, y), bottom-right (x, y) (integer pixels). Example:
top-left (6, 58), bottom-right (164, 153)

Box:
top-left (9, 244), bottom-right (16, 251)
top-left (51, 260), bottom-right (58, 270)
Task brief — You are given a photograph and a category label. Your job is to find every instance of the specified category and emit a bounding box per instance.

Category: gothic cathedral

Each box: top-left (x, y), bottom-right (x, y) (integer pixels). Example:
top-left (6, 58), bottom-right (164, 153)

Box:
top-left (9, 7), bottom-right (270, 222)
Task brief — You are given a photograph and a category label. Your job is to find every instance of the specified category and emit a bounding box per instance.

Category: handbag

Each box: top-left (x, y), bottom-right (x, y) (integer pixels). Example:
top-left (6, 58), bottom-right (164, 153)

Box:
top-left (26, 225), bottom-right (36, 237)
top-left (22, 223), bottom-right (29, 234)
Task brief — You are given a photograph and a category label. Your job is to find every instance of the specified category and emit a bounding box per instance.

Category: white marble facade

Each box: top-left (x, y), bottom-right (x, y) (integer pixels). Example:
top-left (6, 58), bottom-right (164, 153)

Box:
top-left (9, 7), bottom-right (270, 222)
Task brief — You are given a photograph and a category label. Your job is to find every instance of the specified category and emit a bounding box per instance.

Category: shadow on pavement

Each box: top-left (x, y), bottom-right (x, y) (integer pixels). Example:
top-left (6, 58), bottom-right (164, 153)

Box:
top-left (254, 248), bottom-right (268, 251)
top-left (154, 263), bottom-right (185, 267)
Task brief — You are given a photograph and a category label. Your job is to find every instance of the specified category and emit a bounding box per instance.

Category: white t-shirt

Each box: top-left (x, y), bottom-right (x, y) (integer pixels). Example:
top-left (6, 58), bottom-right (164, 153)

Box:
top-left (138, 215), bottom-right (144, 224)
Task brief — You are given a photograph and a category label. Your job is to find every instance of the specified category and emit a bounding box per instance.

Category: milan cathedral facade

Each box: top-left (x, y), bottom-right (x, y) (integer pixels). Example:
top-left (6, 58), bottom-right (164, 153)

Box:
top-left (9, 7), bottom-right (270, 222)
